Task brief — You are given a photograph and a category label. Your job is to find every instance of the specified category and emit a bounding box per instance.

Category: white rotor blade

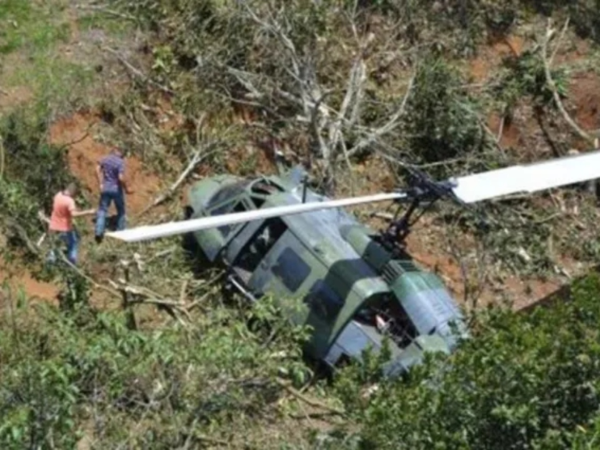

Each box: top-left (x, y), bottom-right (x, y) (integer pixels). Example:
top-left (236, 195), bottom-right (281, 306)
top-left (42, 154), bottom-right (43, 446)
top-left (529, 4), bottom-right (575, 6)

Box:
top-left (107, 192), bottom-right (406, 242)
top-left (452, 149), bottom-right (600, 203)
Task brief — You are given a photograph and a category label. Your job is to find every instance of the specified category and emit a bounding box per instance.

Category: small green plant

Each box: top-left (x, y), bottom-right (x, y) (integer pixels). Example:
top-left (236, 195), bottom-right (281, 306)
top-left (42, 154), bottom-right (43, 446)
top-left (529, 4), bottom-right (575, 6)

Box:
top-left (0, 285), bottom-right (315, 448)
top-left (403, 56), bottom-right (485, 167)
top-left (495, 49), bottom-right (568, 111)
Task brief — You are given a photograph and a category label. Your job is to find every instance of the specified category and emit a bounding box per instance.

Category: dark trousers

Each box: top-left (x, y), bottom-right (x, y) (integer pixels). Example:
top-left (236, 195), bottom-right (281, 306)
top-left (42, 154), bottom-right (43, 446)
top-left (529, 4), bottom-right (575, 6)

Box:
top-left (47, 230), bottom-right (79, 265)
top-left (95, 190), bottom-right (126, 236)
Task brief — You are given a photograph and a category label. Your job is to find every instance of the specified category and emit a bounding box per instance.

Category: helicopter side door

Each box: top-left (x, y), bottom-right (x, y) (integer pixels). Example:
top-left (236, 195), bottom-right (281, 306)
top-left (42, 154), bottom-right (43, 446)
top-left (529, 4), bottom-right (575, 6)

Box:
top-left (228, 217), bottom-right (343, 357)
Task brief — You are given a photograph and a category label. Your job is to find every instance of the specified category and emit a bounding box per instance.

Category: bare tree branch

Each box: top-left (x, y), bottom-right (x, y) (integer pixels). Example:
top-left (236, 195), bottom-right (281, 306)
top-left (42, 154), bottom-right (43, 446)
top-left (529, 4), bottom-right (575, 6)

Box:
top-left (102, 46), bottom-right (174, 95)
top-left (137, 145), bottom-right (216, 217)
top-left (542, 19), bottom-right (600, 145)
top-left (346, 74), bottom-right (415, 157)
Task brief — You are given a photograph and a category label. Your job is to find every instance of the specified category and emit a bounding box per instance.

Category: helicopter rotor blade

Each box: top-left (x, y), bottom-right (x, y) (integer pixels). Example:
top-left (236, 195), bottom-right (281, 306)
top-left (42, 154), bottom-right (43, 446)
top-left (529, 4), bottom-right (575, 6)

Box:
top-left (451, 149), bottom-right (600, 203)
top-left (107, 192), bottom-right (408, 242)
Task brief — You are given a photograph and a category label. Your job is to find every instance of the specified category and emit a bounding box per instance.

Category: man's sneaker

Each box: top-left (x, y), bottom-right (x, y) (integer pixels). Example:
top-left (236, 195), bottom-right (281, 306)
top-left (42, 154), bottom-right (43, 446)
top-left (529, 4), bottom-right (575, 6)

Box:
top-left (95, 234), bottom-right (104, 244)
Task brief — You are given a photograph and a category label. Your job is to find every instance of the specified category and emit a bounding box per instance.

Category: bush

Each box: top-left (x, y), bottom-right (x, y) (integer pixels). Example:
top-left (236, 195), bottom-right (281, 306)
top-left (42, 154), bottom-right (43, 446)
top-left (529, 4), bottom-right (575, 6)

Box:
top-left (0, 293), bottom-right (312, 448)
top-left (403, 57), bottom-right (486, 167)
top-left (0, 105), bottom-right (76, 257)
top-left (329, 274), bottom-right (600, 449)
top-left (1, 107), bottom-right (72, 209)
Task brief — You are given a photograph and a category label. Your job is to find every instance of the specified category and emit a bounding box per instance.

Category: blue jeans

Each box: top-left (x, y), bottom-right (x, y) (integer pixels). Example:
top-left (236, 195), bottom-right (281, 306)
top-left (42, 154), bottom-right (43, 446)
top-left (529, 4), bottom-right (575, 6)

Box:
top-left (47, 231), bottom-right (79, 265)
top-left (95, 190), bottom-right (126, 237)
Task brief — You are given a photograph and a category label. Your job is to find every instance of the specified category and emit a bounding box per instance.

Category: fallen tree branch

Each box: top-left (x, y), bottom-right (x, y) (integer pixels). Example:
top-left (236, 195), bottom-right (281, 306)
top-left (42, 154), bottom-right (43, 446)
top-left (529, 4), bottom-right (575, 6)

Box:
top-left (0, 134), bottom-right (5, 179)
top-left (346, 74), bottom-right (415, 158)
top-left (184, 291), bottom-right (211, 312)
top-left (275, 378), bottom-right (344, 415)
top-left (137, 144), bottom-right (216, 217)
top-left (542, 19), bottom-right (600, 145)
top-left (2, 218), bottom-right (44, 256)
top-left (102, 46), bottom-right (174, 95)
top-left (56, 126), bottom-right (94, 151)
top-left (179, 279), bottom-right (189, 304)
top-left (109, 278), bottom-right (192, 323)
top-left (147, 246), bottom-right (177, 264)
top-left (58, 253), bottom-right (122, 298)
top-left (75, 4), bottom-right (138, 21)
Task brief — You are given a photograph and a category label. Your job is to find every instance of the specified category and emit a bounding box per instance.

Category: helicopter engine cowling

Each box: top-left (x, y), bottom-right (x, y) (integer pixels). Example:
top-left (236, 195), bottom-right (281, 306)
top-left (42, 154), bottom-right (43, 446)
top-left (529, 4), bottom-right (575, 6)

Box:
top-left (388, 268), bottom-right (468, 350)
top-left (340, 225), bottom-right (467, 349)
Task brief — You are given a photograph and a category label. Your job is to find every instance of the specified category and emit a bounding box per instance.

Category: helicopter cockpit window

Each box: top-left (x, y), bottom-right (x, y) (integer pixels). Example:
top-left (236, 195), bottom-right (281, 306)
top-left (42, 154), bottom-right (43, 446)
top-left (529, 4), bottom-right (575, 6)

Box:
top-left (353, 294), bottom-right (417, 349)
top-left (206, 180), bottom-right (248, 210)
top-left (211, 201), bottom-right (247, 237)
top-left (304, 280), bottom-right (344, 320)
top-left (249, 180), bottom-right (284, 208)
top-left (236, 218), bottom-right (287, 275)
top-left (272, 247), bottom-right (311, 293)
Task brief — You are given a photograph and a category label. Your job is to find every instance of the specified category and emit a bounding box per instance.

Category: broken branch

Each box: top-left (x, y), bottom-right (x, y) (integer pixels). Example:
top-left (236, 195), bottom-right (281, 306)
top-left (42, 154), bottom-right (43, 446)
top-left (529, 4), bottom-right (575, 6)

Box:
top-left (102, 46), bottom-right (174, 95)
top-left (346, 74), bottom-right (415, 157)
top-left (542, 19), bottom-right (600, 145)
top-left (75, 4), bottom-right (138, 21)
top-left (137, 144), bottom-right (216, 217)
top-left (275, 378), bottom-right (344, 415)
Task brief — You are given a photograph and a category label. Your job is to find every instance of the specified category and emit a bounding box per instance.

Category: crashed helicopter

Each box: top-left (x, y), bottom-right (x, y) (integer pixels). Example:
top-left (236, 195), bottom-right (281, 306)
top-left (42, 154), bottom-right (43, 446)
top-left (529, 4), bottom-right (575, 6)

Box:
top-left (109, 149), bottom-right (600, 377)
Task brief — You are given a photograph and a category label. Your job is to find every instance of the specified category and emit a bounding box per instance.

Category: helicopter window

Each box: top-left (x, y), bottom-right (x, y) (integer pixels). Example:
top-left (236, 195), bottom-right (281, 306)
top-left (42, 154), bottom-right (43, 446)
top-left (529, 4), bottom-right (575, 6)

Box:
top-left (251, 181), bottom-right (282, 195)
top-left (249, 181), bottom-right (283, 208)
top-left (212, 201), bottom-right (247, 237)
top-left (237, 218), bottom-right (288, 274)
top-left (304, 280), bottom-right (344, 320)
top-left (207, 180), bottom-right (248, 209)
top-left (272, 247), bottom-right (311, 292)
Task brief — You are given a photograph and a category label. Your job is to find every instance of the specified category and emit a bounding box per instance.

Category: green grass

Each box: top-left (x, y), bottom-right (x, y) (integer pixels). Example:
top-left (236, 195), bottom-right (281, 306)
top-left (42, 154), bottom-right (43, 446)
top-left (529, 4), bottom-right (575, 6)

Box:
top-left (0, 0), bottom-right (136, 112)
top-left (7, 56), bottom-right (97, 107)
top-left (0, 0), bottom-right (70, 54)
top-left (78, 10), bottom-right (135, 37)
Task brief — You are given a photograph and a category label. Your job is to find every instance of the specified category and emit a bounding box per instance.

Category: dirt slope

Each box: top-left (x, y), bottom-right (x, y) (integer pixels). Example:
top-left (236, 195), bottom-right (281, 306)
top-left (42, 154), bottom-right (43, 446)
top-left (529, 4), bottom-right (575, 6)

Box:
top-left (48, 111), bottom-right (163, 214)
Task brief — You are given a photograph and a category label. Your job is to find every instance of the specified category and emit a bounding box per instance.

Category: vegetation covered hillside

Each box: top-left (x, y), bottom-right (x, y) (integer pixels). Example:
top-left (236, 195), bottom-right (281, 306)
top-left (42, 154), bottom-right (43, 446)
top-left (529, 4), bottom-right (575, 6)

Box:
top-left (1, 0), bottom-right (600, 448)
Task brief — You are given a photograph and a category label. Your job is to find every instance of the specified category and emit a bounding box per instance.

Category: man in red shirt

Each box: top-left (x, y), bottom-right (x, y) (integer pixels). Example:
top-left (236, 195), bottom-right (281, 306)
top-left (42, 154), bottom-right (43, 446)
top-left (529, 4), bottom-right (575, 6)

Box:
top-left (48, 183), bottom-right (95, 265)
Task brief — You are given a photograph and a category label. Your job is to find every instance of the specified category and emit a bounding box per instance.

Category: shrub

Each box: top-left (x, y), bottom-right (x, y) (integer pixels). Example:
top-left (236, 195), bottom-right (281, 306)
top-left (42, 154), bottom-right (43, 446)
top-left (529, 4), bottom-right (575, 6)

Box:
top-left (329, 274), bottom-right (600, 449)
top-left (403, 57), bottom-right (486, 166)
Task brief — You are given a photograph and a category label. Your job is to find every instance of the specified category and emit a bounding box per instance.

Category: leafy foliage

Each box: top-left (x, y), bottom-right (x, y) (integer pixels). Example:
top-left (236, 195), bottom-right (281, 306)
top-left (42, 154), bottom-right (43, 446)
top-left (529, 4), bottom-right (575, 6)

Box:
top-left (494, 48), bottom-right (568, 111)
top-left (1, 107), bottom-right (73, 212)
top-left (0, 106), bottom-right (77, 256)
top-left (0, 293), bottom-right (313, 448)
top-left (327, 274), bottom-right (600, 449)
top-left (0, 0), bottom-right (70, 55)
top-left (404, 57), bottom-right (486, 166)
top-left (522, 0), bottom-right (600, 43)
top-left (5, 272), bottom-right (600, 448)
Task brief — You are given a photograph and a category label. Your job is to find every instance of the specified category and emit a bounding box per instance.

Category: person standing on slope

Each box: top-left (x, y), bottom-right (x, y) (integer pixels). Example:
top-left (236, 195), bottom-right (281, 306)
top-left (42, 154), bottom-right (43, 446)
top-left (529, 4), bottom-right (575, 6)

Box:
top-left (94, 146), bottom-right (133, 243)
top-left (48, 183), bottom-right (95, 265)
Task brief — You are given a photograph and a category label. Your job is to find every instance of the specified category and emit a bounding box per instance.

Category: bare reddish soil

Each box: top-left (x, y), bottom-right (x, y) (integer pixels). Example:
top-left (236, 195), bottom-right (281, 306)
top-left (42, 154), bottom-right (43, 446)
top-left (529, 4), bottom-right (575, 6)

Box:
top-left (0, 258), bottom-right (60, 304)
top-left (469, 35), bottom-right (524, 83)
top-left (48, 111), bottom-right (163, 215)
top-left (569, 72), bottom-right (600, 137)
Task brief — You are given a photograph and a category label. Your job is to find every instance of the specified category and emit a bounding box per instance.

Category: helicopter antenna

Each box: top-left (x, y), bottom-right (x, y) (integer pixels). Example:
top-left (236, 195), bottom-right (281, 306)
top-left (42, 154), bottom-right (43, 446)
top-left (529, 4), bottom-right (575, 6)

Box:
top-left (302, 174), bottom-right (309, 203)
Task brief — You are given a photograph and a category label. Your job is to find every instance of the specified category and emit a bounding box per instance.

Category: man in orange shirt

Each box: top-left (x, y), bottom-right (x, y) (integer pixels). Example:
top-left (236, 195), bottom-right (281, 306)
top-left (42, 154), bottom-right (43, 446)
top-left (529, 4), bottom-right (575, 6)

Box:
top-left (48, 183), bottom-right (95, 265)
